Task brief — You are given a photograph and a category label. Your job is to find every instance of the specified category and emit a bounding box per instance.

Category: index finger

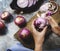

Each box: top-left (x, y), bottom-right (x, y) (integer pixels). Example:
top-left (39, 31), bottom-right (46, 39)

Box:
top-left (45, 16), bottom-right (58, 27)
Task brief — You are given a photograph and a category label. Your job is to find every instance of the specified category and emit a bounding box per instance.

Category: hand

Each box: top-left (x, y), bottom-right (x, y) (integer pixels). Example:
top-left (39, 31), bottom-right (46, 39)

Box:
top-left (46, 16), bottom-right (60, 35)
top-left (31, 21), bottom-right (47, 46)
top-left (31, 20), bottom-right (47, 51)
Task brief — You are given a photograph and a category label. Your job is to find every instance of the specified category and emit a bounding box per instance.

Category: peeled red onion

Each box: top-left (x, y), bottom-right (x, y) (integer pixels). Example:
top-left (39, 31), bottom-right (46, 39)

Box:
top-left (34, 17), bottom-right (47, 31)
top-left (18, 28), bottom-right (31, 39)
top-left (14, 16), bottom-right (26, 28)
top-left (17, 0), bottom-right (28, 8)
top-left (0, 21), bottom-right (5, 30)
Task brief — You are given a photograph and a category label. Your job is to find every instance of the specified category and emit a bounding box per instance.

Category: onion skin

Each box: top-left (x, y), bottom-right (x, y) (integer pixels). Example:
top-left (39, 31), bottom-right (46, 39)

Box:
top-left (0, 21), bottom-right (5, 30)
top-left (14, 16), bottom-right (26, 28)
top-left (34, 17), bottom-right (47, 31)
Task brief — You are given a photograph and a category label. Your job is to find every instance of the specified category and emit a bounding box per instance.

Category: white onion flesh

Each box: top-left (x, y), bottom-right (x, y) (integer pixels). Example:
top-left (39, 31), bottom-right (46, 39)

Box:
top-left (28, 0), bottom-right (34, 7)
top-left (17, 0), bottom-right (28, 8)
top-left (33, 0), bottom-right (37, 5)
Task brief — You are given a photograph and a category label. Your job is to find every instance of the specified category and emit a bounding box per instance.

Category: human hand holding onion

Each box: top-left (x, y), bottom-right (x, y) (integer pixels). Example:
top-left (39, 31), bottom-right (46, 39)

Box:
top-left (32, 20), bottom-right (47, 45)
top-left (45, 16), bottom-right (60, 35)
top-left (31, 20), bottom-right (47, 51)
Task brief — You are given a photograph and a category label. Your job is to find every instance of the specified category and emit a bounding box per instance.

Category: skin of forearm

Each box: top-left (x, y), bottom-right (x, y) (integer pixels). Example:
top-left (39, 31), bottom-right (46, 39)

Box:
top-left (54, 27), bottom-right (60, 35)
top-left (34, 44), bottom-right (43, 51)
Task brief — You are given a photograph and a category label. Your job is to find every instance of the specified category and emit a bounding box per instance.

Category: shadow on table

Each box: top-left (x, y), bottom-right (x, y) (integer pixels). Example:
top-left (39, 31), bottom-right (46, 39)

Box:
top-left (0, 26), bottom-right (8, 35)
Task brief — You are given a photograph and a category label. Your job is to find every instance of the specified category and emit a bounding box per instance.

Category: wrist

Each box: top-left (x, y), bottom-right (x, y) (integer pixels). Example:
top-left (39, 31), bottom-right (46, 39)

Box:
top-left (35, 42), bottom-right (43, 47)
top-left (53, 26), bottom-right (60, 35)
top-left (35, 40), bottom-right (44, 46)
top-left (35, 44), bottom-right (43, 51)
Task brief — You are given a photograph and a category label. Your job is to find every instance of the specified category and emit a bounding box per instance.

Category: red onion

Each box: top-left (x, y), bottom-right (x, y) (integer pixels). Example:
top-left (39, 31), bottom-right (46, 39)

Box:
top-left (1, 11), bottom-right (12, 20)
top-left (14, 16), bottom-right (26, 28)
top-left (34, 12), bottom-right (52, 32)
top-left (33, 0), bottom-right (37, 5)
top-left (17, 0), bottom-right (38, 8)
top-left (17, 0), bottom-right (28, 8)
top-left (28, 0), bottom-right (33, 7)
top-left (10, 0), bottom-right (43, 14)
top-left (0, 21), bottom-right (5, 30)
top-left (34, 17), bottom-right (47, 31)
top-left (18, 28), bottom-right (31, 39)
top-left (46, 11), bottom-right (52, 16)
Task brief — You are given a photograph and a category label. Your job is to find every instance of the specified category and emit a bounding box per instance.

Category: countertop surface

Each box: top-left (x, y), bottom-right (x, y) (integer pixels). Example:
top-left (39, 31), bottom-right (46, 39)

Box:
top-left (0, 0), bottom-right (60, 51)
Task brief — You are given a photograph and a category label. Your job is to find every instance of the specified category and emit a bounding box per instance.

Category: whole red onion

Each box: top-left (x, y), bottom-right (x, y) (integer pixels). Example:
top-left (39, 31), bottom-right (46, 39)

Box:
top-left (1, 11), bottom-right (12, 21)
top-left (18, 28), bottom-right (31, 39)
top-left (14, 16), bottom-right (26, 28)
top-left (0, 21), bottom-right (5, 30)
top-left (34, 17), bottom-right (47, 31)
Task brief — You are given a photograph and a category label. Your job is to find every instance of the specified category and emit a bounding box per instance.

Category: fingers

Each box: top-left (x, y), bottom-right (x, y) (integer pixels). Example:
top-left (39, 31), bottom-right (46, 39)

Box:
top-left (45, 16), bottom-right (53, 24)
top-left (45, 16), bottom-right (58, 27)
top-left (32, 19), bottom-right (47, 35)
top-left (41, 26), bottom-right (47, 34)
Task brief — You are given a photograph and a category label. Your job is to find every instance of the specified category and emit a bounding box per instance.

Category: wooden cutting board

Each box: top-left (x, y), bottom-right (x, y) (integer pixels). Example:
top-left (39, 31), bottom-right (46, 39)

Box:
top-left (14, 5), bottom-right (60, 49)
